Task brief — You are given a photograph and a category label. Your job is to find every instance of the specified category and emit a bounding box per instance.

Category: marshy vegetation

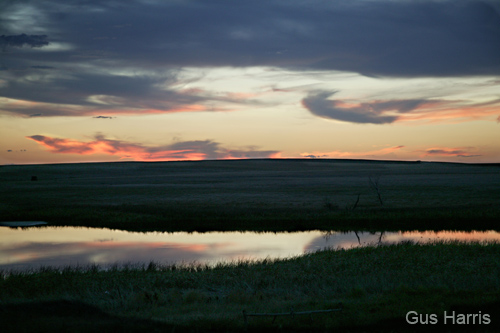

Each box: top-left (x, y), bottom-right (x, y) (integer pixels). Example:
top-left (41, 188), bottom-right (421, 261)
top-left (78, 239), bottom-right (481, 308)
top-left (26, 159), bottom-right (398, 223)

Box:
top-left (1, 159), bottom-right (500, 331)
top-left (1, 241), bottom-right (500, 332)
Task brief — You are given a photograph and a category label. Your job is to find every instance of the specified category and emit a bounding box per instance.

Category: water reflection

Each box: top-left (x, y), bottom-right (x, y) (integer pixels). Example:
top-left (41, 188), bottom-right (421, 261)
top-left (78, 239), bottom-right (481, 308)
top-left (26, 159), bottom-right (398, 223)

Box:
top-left (1, 226), bottom-right (499, 272)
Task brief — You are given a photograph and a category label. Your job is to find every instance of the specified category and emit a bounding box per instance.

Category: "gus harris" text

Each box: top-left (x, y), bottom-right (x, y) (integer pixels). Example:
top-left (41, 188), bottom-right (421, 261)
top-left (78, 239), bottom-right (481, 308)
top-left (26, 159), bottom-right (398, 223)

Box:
top-left (406, 311), bottom-right (490, 325)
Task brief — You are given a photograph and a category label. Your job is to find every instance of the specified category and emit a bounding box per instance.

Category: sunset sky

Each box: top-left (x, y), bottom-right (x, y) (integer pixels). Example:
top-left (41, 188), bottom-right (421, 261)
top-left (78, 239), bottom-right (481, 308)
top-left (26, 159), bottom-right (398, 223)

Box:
top-left (1, 0), bottom-right (500, 165)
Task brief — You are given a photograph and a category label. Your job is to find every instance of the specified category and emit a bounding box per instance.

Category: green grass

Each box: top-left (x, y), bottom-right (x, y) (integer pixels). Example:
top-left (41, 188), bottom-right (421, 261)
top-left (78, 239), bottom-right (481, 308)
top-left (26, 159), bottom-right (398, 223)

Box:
top-left (1, 241), bottom-right (499, 332)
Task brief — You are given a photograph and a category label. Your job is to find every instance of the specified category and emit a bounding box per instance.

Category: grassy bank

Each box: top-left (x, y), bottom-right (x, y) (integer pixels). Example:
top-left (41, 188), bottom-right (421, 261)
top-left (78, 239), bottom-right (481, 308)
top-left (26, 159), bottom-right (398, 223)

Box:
top-left (3, 203), bottom-right (500, 232)
top-left (2, 159), bottom-right (499, 330)
top-left (1, 241), bottom-right (499, 332)
top-left (1, 159), bottom-right (500, 232)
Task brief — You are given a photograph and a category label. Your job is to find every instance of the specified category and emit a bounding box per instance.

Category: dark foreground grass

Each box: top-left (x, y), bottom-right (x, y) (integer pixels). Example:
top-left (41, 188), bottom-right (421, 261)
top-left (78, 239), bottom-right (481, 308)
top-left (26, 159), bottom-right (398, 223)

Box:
top-left (3, 202), bottom-right (500, 232)
top-left (1, 241), bottom-right (499, 332)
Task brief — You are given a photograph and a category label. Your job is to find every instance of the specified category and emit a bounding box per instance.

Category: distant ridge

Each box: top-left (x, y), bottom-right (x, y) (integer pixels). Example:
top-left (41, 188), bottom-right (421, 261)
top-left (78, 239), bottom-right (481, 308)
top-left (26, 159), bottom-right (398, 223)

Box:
top-left (2, 158), bottom-right (499, 167)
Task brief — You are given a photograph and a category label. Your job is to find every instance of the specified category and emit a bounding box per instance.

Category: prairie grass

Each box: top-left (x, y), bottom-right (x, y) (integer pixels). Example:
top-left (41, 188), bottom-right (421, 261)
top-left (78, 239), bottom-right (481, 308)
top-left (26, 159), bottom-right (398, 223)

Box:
top-left (1, 241), bottom-right (499, 331)
top-left (2, 159), bottom-right (500, 331)
top-left (1, 159), bottom-right (500, 232)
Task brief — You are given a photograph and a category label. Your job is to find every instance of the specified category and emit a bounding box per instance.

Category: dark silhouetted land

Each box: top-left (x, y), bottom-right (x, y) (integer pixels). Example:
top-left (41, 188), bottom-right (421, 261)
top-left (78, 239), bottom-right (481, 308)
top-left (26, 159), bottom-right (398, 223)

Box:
top-left (1, 159), bottom-right (500, 331)
top-left (1, 158), bottom-right (499, 231)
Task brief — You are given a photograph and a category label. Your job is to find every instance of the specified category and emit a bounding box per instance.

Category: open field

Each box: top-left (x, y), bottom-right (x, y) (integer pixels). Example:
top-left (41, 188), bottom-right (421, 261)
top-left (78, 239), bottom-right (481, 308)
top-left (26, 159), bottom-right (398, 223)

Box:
top-left (1, 241), bottom-right (499, 332)
top-left (1, 159), bottom-right (500, 231)
top-left (2, 159), bottom-right (500, 331)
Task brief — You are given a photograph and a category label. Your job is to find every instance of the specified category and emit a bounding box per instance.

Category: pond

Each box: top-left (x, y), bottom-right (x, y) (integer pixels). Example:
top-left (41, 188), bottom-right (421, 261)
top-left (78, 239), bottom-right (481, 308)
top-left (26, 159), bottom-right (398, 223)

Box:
top-left (1, 225), bottom-right (499, 272)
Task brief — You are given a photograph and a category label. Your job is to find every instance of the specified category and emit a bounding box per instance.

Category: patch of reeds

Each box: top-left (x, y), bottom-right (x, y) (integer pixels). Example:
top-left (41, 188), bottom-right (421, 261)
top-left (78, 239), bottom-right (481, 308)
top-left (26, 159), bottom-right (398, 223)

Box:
top-left (3, 202), bottom-right (500, 232)
top-left (1, 241), bottom-right (499, 331)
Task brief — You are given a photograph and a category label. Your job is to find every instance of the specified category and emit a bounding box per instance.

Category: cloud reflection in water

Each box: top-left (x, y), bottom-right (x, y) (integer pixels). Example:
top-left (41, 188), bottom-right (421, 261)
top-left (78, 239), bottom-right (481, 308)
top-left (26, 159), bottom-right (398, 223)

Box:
top-left (1, 227), bottom-right (499, 272)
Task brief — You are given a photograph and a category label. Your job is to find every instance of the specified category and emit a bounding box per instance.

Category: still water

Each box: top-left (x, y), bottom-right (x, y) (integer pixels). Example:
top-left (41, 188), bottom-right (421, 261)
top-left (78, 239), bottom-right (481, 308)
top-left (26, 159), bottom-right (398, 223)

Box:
top-left (1, 226), bottom-right (499, 272)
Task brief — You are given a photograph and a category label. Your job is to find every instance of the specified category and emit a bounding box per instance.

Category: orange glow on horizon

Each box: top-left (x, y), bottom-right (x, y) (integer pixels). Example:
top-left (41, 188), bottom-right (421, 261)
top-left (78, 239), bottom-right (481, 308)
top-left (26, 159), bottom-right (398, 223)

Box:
top-left (301, 145), bottom-right (405, 159)
top-left (26, 135), bottom-right (279, 162)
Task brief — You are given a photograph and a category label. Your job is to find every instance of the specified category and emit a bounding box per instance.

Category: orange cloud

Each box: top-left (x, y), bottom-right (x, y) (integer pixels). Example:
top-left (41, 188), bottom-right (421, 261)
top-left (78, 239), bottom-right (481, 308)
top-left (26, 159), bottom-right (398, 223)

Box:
top-left (422, 147), bottom-right (480, 158)
top-left (0, 96), bottom-right (213, 118)
top-left (301, 145), bottom-right (405, 159)
top-left (397, 102), bottom-right (500, 124)
top-left (88, 241), bottom-right (210, 252)
top-left (27, 134), bottom-right (280, 161)
top-left (86, 104), bottom-right (209, 116)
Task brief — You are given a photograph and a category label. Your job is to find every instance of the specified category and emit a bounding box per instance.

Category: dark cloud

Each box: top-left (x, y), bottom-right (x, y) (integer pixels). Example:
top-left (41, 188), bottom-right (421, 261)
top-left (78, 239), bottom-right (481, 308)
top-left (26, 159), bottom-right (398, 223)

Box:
top-left (425, 148), bottom-right (480, 158)
top-left (139, 139), bottom-right (280, 160)
top-left (0, 70), bottom-right (188, 106)
top-left (27, 134), bottom-right (280, 160)
top-left (0, 34), bottom-right (49, 49)
top-left (301, 91), bottom-right (431, 124)
top-left (0, 68), bottom-right (258, 117)
top-left (1, 0), bottom-right (500, 117)
top-left (367, 100), bottom-right (427, 114)
top-left (93, 115), bottom-right (114, 119)
top-left (2, 1), bottom-right (500, 75)
top-left (303, 154), bottom-right (328, 159)
top-left (30, 65), bottom-right (55, 69)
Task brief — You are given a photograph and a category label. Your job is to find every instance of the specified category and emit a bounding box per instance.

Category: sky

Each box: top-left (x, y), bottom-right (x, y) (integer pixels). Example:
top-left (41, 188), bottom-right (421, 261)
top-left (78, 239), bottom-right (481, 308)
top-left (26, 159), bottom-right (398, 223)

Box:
top-left (1, 0), bottom-right (500, 165)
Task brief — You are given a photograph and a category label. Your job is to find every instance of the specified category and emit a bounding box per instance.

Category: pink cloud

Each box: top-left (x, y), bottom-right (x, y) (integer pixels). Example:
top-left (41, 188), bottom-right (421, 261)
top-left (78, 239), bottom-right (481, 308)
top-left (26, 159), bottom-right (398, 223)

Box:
top-left (0, 94), bottom-right (221, 118)
top-left (27, 134), bottom-right (280, 161)
top-left (423, 147), bottom-right (480, 158)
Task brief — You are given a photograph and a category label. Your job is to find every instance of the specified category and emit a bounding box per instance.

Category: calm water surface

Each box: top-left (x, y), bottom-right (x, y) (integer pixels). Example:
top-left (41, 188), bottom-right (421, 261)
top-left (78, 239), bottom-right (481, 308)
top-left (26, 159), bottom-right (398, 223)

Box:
top-left (1, 226), bottom-right (499, 272)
